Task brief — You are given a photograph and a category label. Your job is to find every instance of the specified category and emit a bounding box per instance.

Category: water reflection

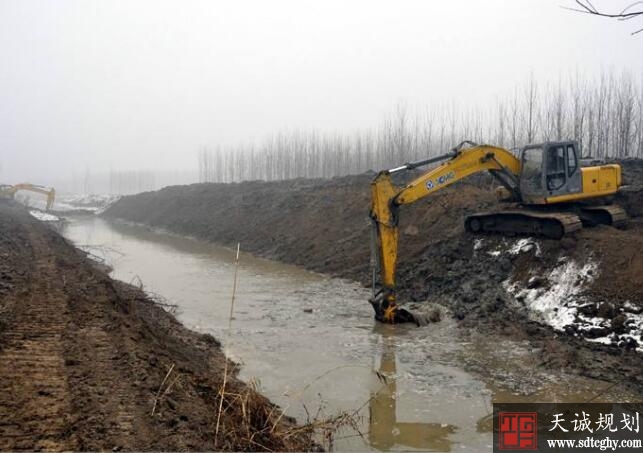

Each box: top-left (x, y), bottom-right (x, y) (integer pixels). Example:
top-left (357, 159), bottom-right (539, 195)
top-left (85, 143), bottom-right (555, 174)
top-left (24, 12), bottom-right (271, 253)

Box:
top-left (369, 325), bottom-right (456, 452)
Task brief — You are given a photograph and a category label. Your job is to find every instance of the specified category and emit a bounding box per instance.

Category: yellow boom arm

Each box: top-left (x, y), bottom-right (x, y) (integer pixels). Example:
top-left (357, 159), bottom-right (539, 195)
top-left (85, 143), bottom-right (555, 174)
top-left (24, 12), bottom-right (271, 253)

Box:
top-left (369, 143), bottom-right (521, 323)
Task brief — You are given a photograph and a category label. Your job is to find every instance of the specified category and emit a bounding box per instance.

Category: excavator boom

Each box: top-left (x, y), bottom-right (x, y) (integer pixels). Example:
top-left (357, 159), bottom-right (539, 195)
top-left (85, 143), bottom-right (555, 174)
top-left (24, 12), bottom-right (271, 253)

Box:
top-left (369, 143), bottom-right (521, 323)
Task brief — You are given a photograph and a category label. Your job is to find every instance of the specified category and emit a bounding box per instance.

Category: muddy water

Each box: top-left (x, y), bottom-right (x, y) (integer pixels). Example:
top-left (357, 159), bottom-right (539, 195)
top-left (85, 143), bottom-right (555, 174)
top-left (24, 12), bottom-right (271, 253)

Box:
top-left (61, 216), bottom-right (633, 451)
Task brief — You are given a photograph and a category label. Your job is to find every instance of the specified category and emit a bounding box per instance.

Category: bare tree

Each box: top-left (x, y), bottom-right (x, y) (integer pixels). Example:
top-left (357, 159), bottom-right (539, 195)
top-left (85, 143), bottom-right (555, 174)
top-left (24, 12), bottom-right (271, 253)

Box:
top-left (507, 88), bottom-right (521, 148)
top-left (566, 1), bottom-right (643, 34)
top-left (570, 72), bottom-right (588, 152)
top-left (524, 73), bottom-right (539, 143)
top-left (636, 74), bottom-right (643, 157)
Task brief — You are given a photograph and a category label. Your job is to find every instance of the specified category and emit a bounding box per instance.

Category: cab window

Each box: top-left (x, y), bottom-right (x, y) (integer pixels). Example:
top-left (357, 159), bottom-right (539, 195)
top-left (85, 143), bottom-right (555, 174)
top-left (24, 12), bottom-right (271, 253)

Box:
top-left (566, 144), bottom-right (577, 176)
top-left (522, 147), bottom-right (543, 194)
top-left (546, 146), bottom-right (566, 190)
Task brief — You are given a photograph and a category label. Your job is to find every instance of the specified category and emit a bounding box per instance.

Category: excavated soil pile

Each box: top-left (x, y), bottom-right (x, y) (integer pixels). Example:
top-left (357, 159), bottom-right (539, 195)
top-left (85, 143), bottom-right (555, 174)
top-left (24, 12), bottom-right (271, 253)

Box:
top-left (104, 160), bottom-right (643, 390)
top-left (0, 201), bottom-right (315, 451)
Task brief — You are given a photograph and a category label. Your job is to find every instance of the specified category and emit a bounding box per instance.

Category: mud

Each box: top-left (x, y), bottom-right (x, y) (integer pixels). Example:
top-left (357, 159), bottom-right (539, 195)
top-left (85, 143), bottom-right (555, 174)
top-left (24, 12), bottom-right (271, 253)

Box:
top-left (0, 200), bottom-right (314, 451)
top-left (103, 160), bottom-right (643, 396)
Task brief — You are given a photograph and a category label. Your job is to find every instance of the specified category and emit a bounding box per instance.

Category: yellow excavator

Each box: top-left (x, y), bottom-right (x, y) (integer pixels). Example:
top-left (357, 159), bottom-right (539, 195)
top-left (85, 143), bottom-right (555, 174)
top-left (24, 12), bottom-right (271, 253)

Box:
top-left (0, 183), bottom-right (56, 211)
top-left (369, 140), bottom-right (626, 324)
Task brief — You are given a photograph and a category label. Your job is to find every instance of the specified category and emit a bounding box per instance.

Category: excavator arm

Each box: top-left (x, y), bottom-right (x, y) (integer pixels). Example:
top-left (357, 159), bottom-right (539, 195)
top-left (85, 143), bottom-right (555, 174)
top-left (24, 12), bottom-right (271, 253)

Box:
top-left (369, 142), bottom-right (521, 323)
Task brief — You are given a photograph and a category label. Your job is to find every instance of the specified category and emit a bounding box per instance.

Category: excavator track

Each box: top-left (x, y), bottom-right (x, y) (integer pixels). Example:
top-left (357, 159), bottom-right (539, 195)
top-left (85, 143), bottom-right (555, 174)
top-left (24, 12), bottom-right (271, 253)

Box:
top-left (464, 210), bottom-right (583, 239)
top-left (579, 205), bottom-right (628, 228)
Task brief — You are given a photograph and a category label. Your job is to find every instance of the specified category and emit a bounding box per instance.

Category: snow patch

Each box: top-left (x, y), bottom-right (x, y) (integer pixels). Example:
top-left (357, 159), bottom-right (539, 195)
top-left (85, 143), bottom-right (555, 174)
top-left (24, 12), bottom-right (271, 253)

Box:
top-left (473, 238), bottom-right (484, 251)
top-left (508, 238), bottom-right (541, 257)
top-left (29, 210), bottom-right (60, 222)
top-left (624, 301), bottom-right (643, 314)
top-left (586, 310), bottom-right (643, 350)
top-left (504, 258), bottom-right (642, 351)
top-left (55, 193), bottom-right (121, 213)
top-left (482, 237), bottom-right (541, 258)
top-left (504, 259), bottom-right (596, 330)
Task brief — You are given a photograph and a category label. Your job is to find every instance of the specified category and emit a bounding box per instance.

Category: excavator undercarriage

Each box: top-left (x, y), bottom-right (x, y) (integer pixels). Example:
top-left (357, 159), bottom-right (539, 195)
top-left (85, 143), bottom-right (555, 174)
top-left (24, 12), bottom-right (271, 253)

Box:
top-left (464, 204), bottom-right (627, 239)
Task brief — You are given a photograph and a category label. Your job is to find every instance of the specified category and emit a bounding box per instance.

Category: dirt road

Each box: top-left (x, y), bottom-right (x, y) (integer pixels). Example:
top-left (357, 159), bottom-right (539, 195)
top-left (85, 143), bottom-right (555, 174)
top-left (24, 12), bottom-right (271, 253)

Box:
top-left (0, 200), bottom-right (313, 451)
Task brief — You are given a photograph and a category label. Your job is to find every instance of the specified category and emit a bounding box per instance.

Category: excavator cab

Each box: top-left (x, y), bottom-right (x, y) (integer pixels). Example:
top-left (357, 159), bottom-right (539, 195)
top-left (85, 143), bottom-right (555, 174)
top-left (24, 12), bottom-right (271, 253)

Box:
top-left (519, 141), bottom-right (582, 204)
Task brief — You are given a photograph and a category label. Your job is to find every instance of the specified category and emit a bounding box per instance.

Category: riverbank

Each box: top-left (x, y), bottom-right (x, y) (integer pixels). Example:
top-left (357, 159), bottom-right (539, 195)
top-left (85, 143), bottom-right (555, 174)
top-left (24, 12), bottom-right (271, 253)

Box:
top-left (103, 159), bottom-right (643, 394)
top-left (0, 200), bottom-right (315, 451)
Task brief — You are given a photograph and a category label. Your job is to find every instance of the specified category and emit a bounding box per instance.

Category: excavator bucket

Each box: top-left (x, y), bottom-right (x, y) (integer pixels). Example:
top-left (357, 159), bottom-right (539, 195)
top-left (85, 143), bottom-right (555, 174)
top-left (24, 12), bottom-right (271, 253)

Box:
top-left (369, 291), bottom-right (419, 325)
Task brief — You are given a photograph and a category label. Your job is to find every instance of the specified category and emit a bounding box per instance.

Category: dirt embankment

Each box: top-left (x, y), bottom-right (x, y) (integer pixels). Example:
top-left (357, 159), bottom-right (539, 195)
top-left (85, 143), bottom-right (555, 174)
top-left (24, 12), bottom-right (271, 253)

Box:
top-left (102, 173), bottom-right (504, 280)
top-left (0, 201), bottom-right (315, 451)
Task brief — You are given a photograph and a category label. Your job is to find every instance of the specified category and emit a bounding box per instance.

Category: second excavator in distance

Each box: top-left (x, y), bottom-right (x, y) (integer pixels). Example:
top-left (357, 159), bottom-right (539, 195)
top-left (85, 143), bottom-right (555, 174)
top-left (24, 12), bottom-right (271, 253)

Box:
top-left (369, 140), bottom-right (626, 324)
top-left (0, 183), bottom-right (56, 211)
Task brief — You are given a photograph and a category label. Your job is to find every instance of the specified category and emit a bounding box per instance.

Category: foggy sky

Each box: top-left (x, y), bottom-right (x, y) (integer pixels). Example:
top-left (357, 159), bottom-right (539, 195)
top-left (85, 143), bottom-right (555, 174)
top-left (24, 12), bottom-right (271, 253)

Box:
top-left (1, 0), bottom-right (642, 185)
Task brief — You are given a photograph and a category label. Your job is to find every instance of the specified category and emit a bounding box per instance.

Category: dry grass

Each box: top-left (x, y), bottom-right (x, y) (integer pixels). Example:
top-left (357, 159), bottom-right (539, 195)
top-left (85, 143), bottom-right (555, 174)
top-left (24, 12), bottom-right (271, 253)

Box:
top-left (211, 379), bottom-right (364, 451)
top-left (215, 243), bottom-right (241, 446)
top-left (151, 363), bottom-right (176, 416)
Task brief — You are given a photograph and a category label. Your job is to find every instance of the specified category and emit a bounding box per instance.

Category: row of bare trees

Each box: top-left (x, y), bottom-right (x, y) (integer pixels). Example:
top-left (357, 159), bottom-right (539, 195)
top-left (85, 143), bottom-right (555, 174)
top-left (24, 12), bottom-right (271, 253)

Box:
top-left (63, 169), bottom-right (163, 195)
top-left (198, 71), bottom-right (643, 183)
top-left (108, 170), bottom-right (157, 195)
top-left (65, 169), bottom-right (199, 195)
